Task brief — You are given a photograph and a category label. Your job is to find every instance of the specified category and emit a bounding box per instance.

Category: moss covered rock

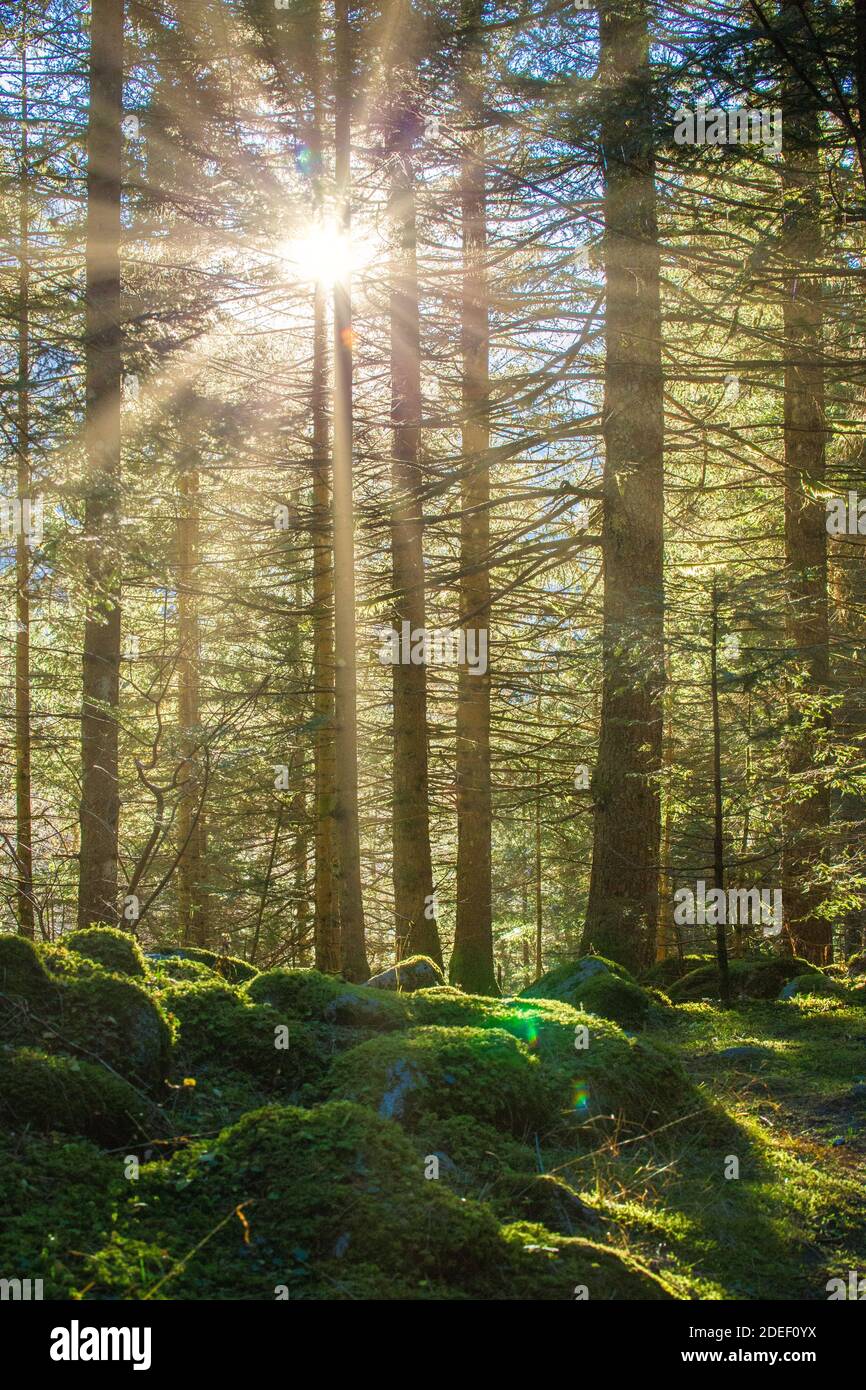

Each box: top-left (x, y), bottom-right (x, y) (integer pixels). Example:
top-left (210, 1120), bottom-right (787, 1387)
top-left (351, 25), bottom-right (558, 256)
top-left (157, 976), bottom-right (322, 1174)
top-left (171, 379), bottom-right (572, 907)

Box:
top-left (0, 934), bottom-right (55, 1002)
top-left (778, 973), bottom-right (848, 1001)
top-left (641, 955), bottom-right (713, 988)
top-left (406, 989), bottom-right (697, 1134)
top-left (56, 972), bottom-right (172, 1091)
top-left (0, 1132), bottom-right (122, 1298)
top-left (846, 952), bottom-right (866, 978)
top-left (524, 955), bottom-right (636, 994)
top-left (520, 956), bottom-right (653, 1029)
top-left (0, 1047), bottom-right (160, 1147)
top-left (245, 967), bottom-right (408, 1030)
top-left (148, 946), bottom-right (258, 985)
top-left (366, 954), bottom-right (445, 993)
top-left (80, 1101), bottom-right (671, 1300)
top-left (669, 955), bottom-right (819, 1003)
top-left (147, 956), bottom-right (216, 985)
top-left (61, 926), bottom-right (146, 978)
top-left (510, 1173), bottom-right (603, 1236)
top-left (159, 977), bottom-right (326, 1093)
top-left (0, 949), bottom-right (171, 1093)
top-left (407, 1113), bottom-right (538, 1199)
top-left (325, 1026), bottom-right (551, 1135)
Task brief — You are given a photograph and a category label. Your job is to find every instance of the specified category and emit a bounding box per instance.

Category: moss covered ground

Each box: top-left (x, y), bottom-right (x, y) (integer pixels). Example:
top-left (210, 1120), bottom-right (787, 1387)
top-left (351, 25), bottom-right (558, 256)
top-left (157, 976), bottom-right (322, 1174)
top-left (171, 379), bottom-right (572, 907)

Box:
top-left (1, 930), bottom-right (863, 1300)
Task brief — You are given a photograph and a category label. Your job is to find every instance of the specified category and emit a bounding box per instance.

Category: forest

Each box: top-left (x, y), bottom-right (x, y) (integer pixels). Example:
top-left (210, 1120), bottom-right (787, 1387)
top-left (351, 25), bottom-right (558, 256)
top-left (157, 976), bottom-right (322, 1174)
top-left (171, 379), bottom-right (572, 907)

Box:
top-left (0, 0), bottom-right (865, 1313)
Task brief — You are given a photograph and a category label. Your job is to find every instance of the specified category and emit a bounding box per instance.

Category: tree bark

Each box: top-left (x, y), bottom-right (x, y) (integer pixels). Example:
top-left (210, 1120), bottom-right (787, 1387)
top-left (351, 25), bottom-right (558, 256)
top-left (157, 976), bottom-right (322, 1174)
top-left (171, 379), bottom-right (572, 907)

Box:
top-left (16, 14), bottom-right (35, 939)
top-left (331, 0), bottom-right (369, 980)
top-left (307, 5), bottom-right (339, 973)
top-left (450, 0), bottom-right (496, 994)
top-left (581, 0), bottom-right (665, 975)
top-left (78, 0), bottom-right (124, 929)
top-left (710, 580), bottom-right (731, 1005)
top-left (312, 269), bottom-right (340, 972)
top-left (781, 37), bottom-right (831, 964)
top-left (656, 650), bottom-right (674, 962)
top-left (176, 394), bottom-right (209, 947)
top-left (386, 8), bottom-right (441, 967)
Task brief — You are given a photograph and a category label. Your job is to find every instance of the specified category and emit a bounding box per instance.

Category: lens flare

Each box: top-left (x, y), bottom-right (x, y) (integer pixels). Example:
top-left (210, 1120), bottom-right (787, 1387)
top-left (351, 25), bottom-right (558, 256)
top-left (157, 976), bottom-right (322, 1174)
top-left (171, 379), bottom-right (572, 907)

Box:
top-left (572, 1081), bottom-right (590, 1111)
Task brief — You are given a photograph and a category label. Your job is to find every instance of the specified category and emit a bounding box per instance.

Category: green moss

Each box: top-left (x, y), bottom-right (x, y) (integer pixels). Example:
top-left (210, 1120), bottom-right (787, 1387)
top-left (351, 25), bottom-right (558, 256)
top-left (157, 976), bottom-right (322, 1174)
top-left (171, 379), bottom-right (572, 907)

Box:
top-left (778, 973), bottom-right (853, 1002)
top-left (573, 973), bottom-right (654, 1028)
top-left (846, 952), bottom-right (866, 978)
top-left (646, 986), bottom-right (675, 1009)
top-left (325, 1026), bottom-right (552, 1135)
top-left (505, 1173), bottom-right (603, 1236)
top-left (60, 973), bottom-right (173, 1092)
top-left (497, 1221), bottom-right (673, 1300)
top-left (407, 1113), bottom-right (538, 1199)
top-left (0, 934), bottom-right (54, 1002)
top-left (520, 956), bottom-right (658, 1029)
top-left (149, 946), bottom-right (258, 985)
top-left (0, 1131), bottom-right (122, 1298)
top-left (158, 977), bottom-right (327, 1094)
top-left (0, 958), bottom-right (172, 1094)
top-left (245, 967), bottom-right (409, 1030)
top-left (523, 954), bottom-right (636, 996)
top-left (0, 1047), bottom-right (161, 1147)
top-left (147, 956), bottom-right (216, 985)
top-left (61, 926), bottom-right (147, 978)
top-left (408, 989), bottom-right (699, 1134)
top-left (79, 1100), bottom-right (670, 1300)
top-left (367, 954), bottom-right (445, 992)
top-left (669, 955), bottom-right (819, 1003)
top-left (642, 955), bottom-right (713, 988)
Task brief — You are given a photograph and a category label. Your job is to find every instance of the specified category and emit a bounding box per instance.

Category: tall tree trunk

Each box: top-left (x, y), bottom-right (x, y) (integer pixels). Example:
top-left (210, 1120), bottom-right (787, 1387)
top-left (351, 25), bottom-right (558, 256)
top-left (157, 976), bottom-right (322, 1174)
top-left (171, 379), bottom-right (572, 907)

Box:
top-left (534, 761), bottom-right (543, 977)
top-left (710, 580), bottom-right (730, 1005)
top-left (386, 8), bottom-right (441, 967)
top-left (331, 0), bottom-right (369, 980)
top-left (829, 536), bottom-right (866, 958)
top-left (312, 269), bottom-right (340, 971)
top-left (581, 0), bottom-right (665, 975)
top-left (304, 3), bottom-right (339, 974)
top-left (78, 0), bottom-right (124, 929)
top-left (781, 41), bottom-right (831, 965)
top-left (656, 651), bottom-right (674, 962)
top-left (450, 0), bottom-right (496, 994)
top-left (853, 0), bottom-right (866, 193)
top-left (16, 13), bottom-right (35, 939)
top-left (176, 395), bottom-right (209, 947)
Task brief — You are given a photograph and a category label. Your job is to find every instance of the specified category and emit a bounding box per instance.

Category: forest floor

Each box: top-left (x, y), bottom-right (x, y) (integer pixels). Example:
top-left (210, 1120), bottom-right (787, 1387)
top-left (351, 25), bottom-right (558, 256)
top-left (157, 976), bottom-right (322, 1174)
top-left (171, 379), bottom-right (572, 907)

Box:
top-left (2, 932), bottom-right (865, 1301)
top-left (583, 996), bottom-right (866, 1299)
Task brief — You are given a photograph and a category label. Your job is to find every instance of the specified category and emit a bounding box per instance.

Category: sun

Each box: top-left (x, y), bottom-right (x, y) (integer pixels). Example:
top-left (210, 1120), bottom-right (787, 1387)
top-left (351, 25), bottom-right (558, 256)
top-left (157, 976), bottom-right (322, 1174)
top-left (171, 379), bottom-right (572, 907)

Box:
top-left (275, 220), bottom-right (379, 288)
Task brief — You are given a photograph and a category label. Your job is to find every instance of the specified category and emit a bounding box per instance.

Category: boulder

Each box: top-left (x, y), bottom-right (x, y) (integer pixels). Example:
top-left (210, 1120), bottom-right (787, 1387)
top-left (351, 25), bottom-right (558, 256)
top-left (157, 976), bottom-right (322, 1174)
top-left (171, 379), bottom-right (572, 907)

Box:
top-left (779, 973), bottom-right (848, 1001)
top-left (0, 940), bottom-right (171, 1093)
top-left (366, 954), bottom-right (444, 993)
top-left (147, 945), bottom-right (257, 985)
top-left (79, 1100), bottom-right (673, 1300)
top-left (324, 1026), bottom-right (550, 1134)
top-left (669, 955), bottom-right (819, 1003)
top-left (0, 1047), bottom-right (161, 1147)
top-left (245, 967), bottom-right (408, 1030)
top-left (60, 925), bottom-right (147, 978)
top-left (158, 976), bottom-right (325, 1093)
top-left (520, 955), bottom-right (653, 1029)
